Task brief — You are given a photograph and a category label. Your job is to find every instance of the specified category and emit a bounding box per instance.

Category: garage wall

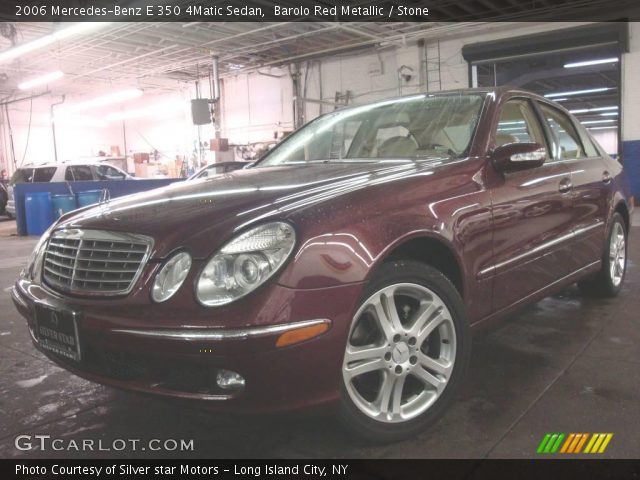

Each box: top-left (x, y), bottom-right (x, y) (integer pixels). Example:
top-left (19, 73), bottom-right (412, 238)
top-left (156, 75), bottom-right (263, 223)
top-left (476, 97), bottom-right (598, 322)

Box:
top-left (0, 89), bottom-right (198, 176)
top-left (220, 70), bottom-right (294, 145)
top-left (0, 96), bottom-right (123, 170)
top-left (622, 22), bottom-right (640, 197)
top-left (217, 22), bottom-right (592, 147)
top-left (109, 91), bottom-right (195, 158)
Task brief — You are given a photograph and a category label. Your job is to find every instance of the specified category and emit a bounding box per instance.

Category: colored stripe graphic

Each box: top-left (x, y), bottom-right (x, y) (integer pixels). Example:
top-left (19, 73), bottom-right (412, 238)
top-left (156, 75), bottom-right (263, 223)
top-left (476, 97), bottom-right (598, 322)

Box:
top-left (585, 433), bottom-right (614, 453)
top-left (537, 433), bottom-right (565, 453)
top-left (550, 433), bottom-right (565, 453)
top-left (539, 433), bottom-right (613, 454)
top-left (560, 433), bottom-right (575, 453)
top-left (575, 433), bottom-right (589, 453)
top-left (537, 434), bottom-right (552, 453)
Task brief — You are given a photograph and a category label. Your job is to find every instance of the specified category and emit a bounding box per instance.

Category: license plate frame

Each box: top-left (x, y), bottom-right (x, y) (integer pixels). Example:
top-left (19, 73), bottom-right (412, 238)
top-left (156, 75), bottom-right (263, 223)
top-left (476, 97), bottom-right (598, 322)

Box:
top-left (34, 304), bottom-right (81, 362)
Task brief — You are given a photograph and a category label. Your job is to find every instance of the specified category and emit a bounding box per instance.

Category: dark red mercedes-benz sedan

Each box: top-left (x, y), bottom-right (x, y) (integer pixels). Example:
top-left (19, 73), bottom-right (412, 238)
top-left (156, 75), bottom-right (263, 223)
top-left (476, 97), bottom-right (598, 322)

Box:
top-left (12, 87), bottom-right (631, 442)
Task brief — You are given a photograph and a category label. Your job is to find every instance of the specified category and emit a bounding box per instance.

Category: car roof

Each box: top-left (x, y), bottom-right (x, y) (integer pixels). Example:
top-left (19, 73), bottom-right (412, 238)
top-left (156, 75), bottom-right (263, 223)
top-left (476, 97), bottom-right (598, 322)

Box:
top-left (347, 86), bottom-right (549, 103)
top-left (21, 161), bottom-right (123, 169)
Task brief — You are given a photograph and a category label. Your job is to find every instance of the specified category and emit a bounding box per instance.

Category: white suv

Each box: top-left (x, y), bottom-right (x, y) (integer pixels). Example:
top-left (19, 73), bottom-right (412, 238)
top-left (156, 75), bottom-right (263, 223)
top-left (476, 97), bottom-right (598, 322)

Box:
top-left (4, 161), bottom-right (133, 218)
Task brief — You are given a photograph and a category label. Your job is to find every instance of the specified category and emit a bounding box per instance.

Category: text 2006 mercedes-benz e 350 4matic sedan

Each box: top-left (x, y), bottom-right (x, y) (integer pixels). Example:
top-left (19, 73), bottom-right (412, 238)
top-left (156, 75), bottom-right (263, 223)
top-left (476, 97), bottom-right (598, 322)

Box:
top-left (12, 87), bottom-right (631, 442)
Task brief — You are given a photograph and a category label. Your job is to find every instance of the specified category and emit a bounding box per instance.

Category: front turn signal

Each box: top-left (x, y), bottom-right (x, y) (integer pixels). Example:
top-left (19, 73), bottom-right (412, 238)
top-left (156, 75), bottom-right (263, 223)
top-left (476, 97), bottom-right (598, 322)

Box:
top-left (275, 322), bottom-right (330, 348)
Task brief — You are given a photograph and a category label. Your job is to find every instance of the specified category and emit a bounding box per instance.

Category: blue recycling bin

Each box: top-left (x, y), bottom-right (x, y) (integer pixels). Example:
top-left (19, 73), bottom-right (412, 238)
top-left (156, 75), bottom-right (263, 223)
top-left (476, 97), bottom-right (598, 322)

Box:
top-left (52, 194), bottom-right (78, 219)
top-left (25, 192), bottom-right (54, 236)
top-left (76, 190), bottom-right (103, 208)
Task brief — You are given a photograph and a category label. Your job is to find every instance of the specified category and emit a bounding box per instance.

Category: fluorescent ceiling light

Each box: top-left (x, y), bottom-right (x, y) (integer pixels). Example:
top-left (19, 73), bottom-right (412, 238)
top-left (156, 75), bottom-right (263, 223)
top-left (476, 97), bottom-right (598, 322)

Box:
top-left (0, 23), bottom-right (109, 64)
top-left (569, 106), bottom-right (618, 113)
top-left (551, 97), bottom-right (568, 102)
top-left (581, 119), bottom-right (615, 125)
top-left (545, 87), bottom-right (612, 98)
top-left (600, 112), bottom-right (618, 116)
top-left (60, 89), bottom-right (144, 114)
top-left (18, 70), bottom-right (64, 90)
top-left (564, 57), bottom-right (619, 68)
top-left (588, 126), bottom-right (618, 130)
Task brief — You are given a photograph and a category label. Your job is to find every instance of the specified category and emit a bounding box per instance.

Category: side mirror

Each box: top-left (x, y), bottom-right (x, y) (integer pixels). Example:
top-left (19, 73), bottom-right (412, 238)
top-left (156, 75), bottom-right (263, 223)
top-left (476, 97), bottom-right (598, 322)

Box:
top-left (492, 142), bottom-right (546, 172)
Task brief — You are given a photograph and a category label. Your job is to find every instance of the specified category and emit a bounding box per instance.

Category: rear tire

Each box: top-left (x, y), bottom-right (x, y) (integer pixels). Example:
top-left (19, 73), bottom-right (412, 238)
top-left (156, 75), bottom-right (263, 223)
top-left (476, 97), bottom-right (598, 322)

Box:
top-left (338, 260), bottom-right (470, 443)
top-left (578, 212), bottom-right (627, 297)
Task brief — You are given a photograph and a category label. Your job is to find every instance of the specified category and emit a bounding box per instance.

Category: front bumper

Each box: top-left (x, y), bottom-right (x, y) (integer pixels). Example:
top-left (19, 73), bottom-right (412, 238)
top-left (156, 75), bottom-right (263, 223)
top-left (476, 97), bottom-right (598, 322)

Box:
top-left (11, 278), bottom-right (363, 413)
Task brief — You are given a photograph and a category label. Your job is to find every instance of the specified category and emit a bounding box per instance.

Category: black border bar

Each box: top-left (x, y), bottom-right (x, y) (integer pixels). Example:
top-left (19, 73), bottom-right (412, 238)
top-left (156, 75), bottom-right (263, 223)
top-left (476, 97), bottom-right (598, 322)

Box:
top-left (4, 459), bottom-right (640, 480)
top-left (1, 0), bottom-right (640, 22)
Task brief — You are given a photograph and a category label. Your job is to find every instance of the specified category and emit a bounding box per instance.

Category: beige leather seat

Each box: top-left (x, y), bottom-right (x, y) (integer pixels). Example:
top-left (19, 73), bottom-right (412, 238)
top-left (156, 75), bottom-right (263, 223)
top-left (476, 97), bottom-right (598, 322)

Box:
top-left (377, 136), bottom-right (418, 158)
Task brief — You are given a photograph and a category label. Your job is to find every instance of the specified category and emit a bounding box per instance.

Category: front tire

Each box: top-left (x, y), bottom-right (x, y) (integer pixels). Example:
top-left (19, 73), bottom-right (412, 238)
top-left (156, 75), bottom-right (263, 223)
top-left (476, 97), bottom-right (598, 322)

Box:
top-left (339, 260), bottom-right (470, 443)
top-left (578, 212), bottom-right (627, 297)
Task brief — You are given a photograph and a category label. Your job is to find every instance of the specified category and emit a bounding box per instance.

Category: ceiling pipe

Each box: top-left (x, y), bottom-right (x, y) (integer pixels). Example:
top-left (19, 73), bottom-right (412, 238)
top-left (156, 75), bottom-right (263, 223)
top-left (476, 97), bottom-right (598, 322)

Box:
top-left (211, 53), bottom-right (220, 102)
top-left (50, 95), bottom-right (66, 164)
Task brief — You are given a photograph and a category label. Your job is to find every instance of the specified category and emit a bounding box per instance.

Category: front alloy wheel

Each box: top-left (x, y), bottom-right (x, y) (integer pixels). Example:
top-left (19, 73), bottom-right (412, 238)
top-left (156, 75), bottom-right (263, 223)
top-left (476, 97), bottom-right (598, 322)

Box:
top-left (339, 261), bottom-right (470, 442)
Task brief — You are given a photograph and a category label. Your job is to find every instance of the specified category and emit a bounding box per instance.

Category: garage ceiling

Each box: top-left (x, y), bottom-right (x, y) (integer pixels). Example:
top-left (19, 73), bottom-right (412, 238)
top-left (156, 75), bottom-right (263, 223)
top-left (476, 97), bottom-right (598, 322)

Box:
top-left (0, 21), bottom-right (456, 96)
top-left (0, 0), bottom-right (637, 98)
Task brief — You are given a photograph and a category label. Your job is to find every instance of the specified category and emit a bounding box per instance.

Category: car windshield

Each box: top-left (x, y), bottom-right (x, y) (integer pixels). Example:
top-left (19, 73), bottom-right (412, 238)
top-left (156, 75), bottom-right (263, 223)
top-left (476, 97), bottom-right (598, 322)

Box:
top-left (257, 93), bottom-right (485, 167)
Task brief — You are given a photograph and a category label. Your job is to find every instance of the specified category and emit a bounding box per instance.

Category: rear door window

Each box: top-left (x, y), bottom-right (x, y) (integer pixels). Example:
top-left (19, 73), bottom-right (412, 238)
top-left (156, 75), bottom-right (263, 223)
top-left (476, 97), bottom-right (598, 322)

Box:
top-left (67, 165), bottom-right (95, 181)
top-left (32, 167), bottom-right (57, 182)
top-left (94, 165), bottom-right (126, 180)
top-left (10, 168), bottom-right (34, 183)
top-left (496, 99), bottom-right (549, 157)
top-left (538, 103), bottom-right (586, 160)
top-left (573, 120), bottom-right (603, 158)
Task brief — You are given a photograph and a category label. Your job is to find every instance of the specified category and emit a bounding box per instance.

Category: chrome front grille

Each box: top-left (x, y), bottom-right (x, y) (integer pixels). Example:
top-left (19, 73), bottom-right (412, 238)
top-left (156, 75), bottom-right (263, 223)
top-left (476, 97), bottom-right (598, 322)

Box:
top-left (42, 229), bottom-right (154, 296)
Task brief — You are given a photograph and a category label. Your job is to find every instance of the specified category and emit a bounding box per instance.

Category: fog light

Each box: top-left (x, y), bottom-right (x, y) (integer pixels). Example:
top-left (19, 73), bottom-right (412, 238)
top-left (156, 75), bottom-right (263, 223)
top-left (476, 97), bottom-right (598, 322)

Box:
top-left (216, 369), bottom-right (245, 390)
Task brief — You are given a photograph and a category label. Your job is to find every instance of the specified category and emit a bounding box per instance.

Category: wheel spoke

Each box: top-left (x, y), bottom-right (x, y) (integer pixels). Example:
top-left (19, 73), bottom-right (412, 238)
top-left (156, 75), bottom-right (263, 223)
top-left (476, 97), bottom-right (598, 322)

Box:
top-left (410, 301), bottom-right (439, 332)
top-left (371, 288), bottom-right (403, 339)
top-left (376, 372), bottom-right (394, 413)
top-left (415, 311), bottom-right (447, 345)
top-left (390, 375), bottom-right (406, 416)
top-left (412, 365), bottom-right (445, 392)
top-left (344, 357), bottom-right (386, 380)
top-left (417, 352), bottom-right (452, 378)
top-left (375, 372), bottom-right (406, 417)
top-left (344, 344), bottom-right (387, 363)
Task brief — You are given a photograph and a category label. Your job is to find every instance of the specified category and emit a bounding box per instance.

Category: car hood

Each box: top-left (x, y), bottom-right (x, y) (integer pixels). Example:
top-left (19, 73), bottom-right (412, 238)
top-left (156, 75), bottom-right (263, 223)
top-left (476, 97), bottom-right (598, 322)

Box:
top-left (58, 160), bottom-right (448, 258)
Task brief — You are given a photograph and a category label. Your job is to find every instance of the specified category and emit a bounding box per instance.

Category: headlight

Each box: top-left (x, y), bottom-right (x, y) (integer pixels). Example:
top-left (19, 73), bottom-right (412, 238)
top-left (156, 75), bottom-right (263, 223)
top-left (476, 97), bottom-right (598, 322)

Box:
top-left (196, 222), bottom-right (295, 306)
top-left (24, 224), bottom-right (55, 281)
top-left (152, 251), bottom-right (192, 303)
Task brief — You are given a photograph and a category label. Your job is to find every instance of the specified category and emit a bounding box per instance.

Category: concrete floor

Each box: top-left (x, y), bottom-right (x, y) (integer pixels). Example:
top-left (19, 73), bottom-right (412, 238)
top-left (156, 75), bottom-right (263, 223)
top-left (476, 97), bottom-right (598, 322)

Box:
top-left (0, 214), bottom-right (638, 459)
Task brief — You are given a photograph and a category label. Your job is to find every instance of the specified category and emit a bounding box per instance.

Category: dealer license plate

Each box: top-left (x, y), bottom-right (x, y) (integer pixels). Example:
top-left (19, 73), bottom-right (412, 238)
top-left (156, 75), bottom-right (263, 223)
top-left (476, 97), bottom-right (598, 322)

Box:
top-left (34, 304), bottom-right (81, 362)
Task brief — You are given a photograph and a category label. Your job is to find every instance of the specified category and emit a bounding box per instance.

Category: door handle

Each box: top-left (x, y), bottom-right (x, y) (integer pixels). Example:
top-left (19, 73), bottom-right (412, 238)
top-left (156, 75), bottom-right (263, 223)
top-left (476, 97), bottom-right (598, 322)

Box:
top-left (558, 178), bottom-right (572, 193)
top-left (602, 171), bottom-right (612, 185)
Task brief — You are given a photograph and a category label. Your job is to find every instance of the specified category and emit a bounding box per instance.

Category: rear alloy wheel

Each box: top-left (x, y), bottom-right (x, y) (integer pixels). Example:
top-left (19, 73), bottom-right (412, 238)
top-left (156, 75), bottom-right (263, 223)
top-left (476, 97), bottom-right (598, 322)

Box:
top-left (339, 261), bottom-right (469, 442)
top-left (578, 213), bottom-right (627, 297)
